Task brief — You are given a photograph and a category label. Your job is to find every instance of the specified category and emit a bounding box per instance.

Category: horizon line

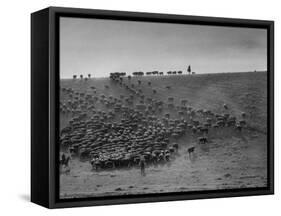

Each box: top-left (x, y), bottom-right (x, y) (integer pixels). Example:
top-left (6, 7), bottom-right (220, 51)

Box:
top-left (60, 70), bottom-right (267, 79)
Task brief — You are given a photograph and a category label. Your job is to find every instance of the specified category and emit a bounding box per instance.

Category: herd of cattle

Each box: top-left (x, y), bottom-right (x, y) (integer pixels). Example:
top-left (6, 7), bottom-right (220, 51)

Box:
top-left (72, 68), bottom-right (194, 80)
top-left (60, 73), bottom-right (247, 171)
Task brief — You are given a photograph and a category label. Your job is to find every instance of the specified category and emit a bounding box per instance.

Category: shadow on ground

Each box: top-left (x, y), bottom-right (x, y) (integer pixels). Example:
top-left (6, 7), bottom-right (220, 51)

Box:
top-left (19, 194), bottom-right (30, 202)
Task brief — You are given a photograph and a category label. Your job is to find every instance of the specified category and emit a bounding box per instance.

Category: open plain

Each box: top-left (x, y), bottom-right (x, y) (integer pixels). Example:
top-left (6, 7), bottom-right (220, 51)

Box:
top-left (59, 72), bottom-right (267, 199)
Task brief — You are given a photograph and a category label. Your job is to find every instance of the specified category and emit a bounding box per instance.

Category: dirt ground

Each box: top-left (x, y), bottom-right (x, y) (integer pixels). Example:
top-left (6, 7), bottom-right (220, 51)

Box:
top-left (60, 72), bottom-right (268, 199)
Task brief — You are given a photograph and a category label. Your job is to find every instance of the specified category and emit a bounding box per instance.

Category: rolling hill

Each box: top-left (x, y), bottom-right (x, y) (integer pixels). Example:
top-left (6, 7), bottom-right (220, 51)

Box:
top-left (59, 72), bottom-right (268, 198)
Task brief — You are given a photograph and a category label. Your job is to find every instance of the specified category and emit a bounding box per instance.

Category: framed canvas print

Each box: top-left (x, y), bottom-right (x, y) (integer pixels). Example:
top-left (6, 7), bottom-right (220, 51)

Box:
top-left (31, 7), bottom-right (274, 208)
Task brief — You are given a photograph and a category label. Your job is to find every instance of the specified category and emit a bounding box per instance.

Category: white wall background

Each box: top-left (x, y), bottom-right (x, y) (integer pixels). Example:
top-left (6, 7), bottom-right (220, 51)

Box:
top-left (0, 0), bottom-right (279, 214)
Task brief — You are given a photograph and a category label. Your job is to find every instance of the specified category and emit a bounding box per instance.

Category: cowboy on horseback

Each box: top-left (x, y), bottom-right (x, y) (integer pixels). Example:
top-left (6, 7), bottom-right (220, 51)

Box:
top-left (60, 153), bottom-right (71, 168)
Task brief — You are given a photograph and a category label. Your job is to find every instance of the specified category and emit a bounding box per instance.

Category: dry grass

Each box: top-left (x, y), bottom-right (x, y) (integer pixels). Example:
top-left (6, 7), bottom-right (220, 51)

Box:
top-left (60, 72), bottom-right (267, 199)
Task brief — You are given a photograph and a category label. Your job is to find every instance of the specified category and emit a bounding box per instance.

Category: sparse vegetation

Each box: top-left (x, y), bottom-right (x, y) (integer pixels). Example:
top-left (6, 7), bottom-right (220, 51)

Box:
top-left (60, 71), bottom-right (267, 199)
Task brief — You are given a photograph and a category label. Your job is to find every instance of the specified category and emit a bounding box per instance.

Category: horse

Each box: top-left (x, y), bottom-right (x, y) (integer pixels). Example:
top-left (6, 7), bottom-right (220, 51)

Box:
top-left (60, 154), bottom-right (71, 168)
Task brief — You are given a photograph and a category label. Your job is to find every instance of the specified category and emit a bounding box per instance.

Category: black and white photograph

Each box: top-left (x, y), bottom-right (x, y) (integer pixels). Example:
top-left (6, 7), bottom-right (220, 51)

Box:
top-left (58, 16), bottom-right (269, 199)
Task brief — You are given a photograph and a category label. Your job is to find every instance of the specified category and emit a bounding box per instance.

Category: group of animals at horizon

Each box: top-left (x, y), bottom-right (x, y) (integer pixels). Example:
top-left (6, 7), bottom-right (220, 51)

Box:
top-left (71, 65), bottom-right (194, 80)
top-left (59, 71), bottom-right (247, 173)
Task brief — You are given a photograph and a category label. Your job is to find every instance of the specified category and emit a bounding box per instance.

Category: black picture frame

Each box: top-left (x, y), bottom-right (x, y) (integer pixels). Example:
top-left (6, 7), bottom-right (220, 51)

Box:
top-left (31, 6), bottom-right (274, 209)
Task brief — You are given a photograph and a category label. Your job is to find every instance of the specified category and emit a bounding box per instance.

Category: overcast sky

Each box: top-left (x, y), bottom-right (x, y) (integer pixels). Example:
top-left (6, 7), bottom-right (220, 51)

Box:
top-left (60, 17), bottom-right (267, 78)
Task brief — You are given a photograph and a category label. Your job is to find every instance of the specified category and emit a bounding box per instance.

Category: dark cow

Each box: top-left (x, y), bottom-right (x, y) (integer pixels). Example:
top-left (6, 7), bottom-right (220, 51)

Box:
top-left (187, 146), bottom-right (195, 154)
top-left (198, 137), bottom-right (208, 144)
